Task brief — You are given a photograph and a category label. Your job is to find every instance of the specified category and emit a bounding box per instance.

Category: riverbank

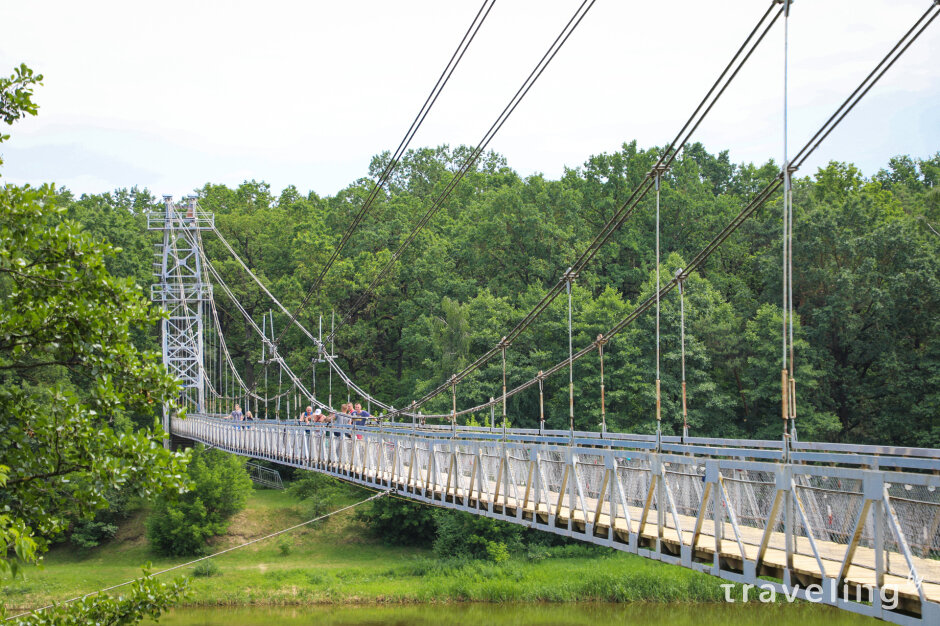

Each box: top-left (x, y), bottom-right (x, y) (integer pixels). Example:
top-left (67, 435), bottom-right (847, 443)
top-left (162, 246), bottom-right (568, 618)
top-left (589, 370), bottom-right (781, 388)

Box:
top-left (153, 602), bottom-right (878, 626)
top-left (2, 487), bottom-right (741, 610)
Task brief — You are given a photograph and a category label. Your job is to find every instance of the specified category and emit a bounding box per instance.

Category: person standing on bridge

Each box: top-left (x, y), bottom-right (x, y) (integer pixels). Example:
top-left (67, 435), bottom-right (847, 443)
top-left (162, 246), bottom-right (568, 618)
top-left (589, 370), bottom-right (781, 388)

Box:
top-left (230, 404), bottom-right (243, 421)
top-left (300, 405), bottom-right (314, 423)
top-left (353, 403), bottom-right (369, 426)
top-left (336, 405), bottom-right (352, 438)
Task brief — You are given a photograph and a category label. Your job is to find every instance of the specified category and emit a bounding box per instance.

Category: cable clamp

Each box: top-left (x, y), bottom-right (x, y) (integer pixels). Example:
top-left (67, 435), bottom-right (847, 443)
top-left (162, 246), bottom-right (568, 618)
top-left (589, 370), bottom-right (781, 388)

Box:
top-left (777, 164), bottom-right (800, 180)
top-left (650, 164), bottom-right (669, 176)
top-left (596, 333), bottom-right (607, 347)
top-left (674, 267), bottom-right (686, 291)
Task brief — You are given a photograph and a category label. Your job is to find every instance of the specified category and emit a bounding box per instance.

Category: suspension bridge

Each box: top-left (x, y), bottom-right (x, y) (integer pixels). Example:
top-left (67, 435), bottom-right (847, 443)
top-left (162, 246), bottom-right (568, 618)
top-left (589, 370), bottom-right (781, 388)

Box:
top-left (149, 1), bottom-right (939, 624)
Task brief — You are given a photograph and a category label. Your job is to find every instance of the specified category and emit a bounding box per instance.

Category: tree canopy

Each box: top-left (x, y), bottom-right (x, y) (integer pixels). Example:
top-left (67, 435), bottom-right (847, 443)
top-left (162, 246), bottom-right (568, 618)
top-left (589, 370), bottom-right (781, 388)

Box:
top-left (90, 143), bottom-right (936, 447)
top-left (1, 64), bottom-right (190, 624)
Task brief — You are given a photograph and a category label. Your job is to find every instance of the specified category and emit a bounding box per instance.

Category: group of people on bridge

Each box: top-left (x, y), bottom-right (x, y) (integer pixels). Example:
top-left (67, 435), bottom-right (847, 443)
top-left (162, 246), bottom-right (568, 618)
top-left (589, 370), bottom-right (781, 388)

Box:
top-left (297, 402), bottom-right (373, 427)
top-left (220, 401), bottom-right (375, 428)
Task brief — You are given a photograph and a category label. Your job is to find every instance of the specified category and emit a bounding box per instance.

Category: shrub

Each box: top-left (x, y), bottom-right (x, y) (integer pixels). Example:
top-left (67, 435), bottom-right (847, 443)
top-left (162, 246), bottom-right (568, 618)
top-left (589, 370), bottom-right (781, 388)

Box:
top-left (147, 445), bottom-right (252, 556)
top-left (286, 473), bottom-right (337, 500)
top-left (191, 560), bottom-right (220, 577)
top-left (432, 509), bottom-right (523, 559)
top-left (485, 541), bottom-right (510, 564)
top-left (67, 485), bottom-right (135, 550)
top-left (287, 473), bottom-right (345, 519)
top-left (70, 520), bottom-right (118, 550)
top-left (277, 538), bottom-right (291, 556)
top-left (356, 496), bottom-right (436, 547)
top-left (525, 545), bottom-right (550, 562)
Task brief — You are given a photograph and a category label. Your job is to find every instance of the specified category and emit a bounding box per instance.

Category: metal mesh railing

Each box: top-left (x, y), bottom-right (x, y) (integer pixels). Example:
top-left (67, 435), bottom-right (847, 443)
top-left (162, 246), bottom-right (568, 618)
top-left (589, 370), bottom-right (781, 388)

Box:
top-left (171, 415), bottom-right (940, 618)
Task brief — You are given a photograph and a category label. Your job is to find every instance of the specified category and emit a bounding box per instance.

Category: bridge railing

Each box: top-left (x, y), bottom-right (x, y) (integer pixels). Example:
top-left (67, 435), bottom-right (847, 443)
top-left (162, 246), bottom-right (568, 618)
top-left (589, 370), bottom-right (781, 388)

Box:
top-left (173, 412), bottom-right (940, 626)
top-left (245, 461), bottom-right (284, 489)
top-left (199, 413), bottom-right (939, 470)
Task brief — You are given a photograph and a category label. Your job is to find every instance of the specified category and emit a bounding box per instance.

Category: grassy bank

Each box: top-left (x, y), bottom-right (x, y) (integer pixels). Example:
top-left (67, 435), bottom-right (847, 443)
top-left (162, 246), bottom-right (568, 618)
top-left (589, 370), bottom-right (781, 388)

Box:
top-left (3, 487), bottom-right (730, 610)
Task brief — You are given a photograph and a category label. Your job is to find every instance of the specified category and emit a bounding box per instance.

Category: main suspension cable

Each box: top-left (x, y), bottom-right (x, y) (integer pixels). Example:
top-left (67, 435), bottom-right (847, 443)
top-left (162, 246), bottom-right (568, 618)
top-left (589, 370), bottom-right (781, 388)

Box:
top-left (209, 226), bottom-right (399, 414)
top-left (407, 0), bottom-right (785, 413)
top-left (404, 3), bottom-right (936, 420)
top-left (195, 234), bottom-right (349, 416)
top-left (327, 0), bottom-right (598, 342)
top-left (277, 0), bottom-right (497, 345)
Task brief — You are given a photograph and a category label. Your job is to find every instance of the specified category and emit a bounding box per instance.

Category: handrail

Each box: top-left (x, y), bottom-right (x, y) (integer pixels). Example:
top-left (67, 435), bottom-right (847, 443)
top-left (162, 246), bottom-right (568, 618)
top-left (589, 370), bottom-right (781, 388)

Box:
top-left (183, 414), bottom-right (940, 467)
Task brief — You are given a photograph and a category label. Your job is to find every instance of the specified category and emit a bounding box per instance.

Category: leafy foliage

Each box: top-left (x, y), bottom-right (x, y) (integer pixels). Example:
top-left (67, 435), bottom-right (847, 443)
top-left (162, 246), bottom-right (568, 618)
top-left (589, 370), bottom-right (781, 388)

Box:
top-left (66, 486), bottom-right (136, 550)
top-left (54, 141), bottom-right (939, 448)
top-left (432, 510), bottom-right (524, 560)
top-left (94, 143), bottom-right (931, 446)
top-left (147, 445), bottom-right (252, 556)
top-left (191, 560), bottom-right (221, 578)
top-left (68, 520), bottom-right (119, 551)
top-left (355, 496), bottom-right (437, 547)
top-left (0, 63), bottom-right (42, 155)
top-left (286, 472), bottom-right (345, 518)
top-left (13, 571), bottom-right (188, 625)
top-left (1, 62), bottom-right (190, 623)
top-left (0, 184), bottom-right (191, 577)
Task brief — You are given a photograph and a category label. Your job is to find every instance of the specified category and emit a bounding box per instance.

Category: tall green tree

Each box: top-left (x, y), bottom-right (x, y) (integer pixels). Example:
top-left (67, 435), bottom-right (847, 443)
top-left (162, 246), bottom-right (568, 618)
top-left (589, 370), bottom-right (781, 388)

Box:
top-left (1, 64), bottom-right (190, 624)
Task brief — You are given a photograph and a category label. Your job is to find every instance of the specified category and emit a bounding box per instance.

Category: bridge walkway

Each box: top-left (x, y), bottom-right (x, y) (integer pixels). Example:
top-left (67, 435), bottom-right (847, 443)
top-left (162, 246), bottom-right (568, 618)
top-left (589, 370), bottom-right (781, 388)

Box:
top-left (172, 415), bottom-right (940, 625)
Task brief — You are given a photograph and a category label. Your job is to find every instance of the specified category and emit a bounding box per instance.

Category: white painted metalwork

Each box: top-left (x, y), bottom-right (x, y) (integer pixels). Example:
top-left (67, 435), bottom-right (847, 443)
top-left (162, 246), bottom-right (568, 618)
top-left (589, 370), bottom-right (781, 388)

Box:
top-left (152, 195), bottom-right (213, 428)
top-left (173, 414), bottom-right (940, 625)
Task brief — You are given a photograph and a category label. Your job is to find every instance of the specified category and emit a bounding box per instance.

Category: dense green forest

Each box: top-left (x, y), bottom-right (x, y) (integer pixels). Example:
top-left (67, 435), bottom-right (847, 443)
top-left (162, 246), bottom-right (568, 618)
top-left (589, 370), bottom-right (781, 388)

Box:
top-left (61, 143), bottom-right (939, 447)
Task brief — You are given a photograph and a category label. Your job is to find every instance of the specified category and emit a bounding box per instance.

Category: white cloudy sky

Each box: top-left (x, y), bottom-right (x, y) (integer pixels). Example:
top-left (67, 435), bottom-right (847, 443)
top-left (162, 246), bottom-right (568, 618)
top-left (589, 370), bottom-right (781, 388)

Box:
top-left (0, 0), bottom-right (937, 199)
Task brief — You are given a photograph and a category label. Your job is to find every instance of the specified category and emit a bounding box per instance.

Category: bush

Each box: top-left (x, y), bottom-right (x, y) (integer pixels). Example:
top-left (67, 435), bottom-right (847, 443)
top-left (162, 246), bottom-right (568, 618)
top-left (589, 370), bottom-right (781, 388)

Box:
top-left (191, 560), bottom-right (221, 577)
top-left (277, 538), bottom-right (291, 556)
top-left (70, 520), bottom-right (118, 550)
top-left (287, 473), bottom-right (345, 519)
top-left (67, 485), bottom-right (135, 550)
top-left (525, 544), bottom-right (550, 562)
top-left (356, 496), bottom-right (436, 547)
top-left (147, 445), bottom-right (252, 556)
top-left (286, 473), bottom-right (337, 500)
top-left (485, 541), bottom-right (510, 564)
top-left (432, 509), bottom-right (523, 560)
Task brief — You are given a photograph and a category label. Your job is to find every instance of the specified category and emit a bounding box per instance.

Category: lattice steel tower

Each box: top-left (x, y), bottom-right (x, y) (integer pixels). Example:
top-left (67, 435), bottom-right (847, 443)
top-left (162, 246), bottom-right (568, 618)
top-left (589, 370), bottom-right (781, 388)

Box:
top-left (149, 195), bottom-right (213, 432)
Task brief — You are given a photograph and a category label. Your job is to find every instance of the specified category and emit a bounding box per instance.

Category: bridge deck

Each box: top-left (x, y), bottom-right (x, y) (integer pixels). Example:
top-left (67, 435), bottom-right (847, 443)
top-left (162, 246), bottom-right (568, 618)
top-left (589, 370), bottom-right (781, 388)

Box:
top-left (171, 416), bottom-right (940, 625)
top-left (368, 470), bottom-right (940, 604)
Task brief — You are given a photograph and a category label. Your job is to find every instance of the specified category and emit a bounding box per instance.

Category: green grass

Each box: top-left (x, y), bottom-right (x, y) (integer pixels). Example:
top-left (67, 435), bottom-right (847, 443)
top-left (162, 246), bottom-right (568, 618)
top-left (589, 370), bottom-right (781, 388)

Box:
top-left (2, 486), bottom-right (733, 610)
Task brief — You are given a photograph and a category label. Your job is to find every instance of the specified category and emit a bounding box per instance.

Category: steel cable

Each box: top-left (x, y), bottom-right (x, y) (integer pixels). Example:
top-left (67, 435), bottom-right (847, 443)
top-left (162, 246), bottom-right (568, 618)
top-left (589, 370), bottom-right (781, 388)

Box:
top-left (327, 0), bottom-right (599, 342)
top-left (408, 0), bottom-right (785, 411)
top-left (277, 0), bottom-right (498, 345)
top-left (405, 2), bottom-right (936, 419)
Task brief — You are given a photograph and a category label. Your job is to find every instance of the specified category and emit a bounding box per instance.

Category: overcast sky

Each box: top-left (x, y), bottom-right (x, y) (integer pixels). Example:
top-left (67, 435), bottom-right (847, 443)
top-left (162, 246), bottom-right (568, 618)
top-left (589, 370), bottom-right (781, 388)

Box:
top-left (0, 0), bottom-right (937, 199)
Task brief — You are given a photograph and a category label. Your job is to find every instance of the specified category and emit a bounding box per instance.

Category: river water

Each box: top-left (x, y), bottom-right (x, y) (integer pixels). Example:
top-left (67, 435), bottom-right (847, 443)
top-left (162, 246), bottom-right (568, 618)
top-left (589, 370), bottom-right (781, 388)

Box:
top-left (153, 602), bottom-right (877, 625)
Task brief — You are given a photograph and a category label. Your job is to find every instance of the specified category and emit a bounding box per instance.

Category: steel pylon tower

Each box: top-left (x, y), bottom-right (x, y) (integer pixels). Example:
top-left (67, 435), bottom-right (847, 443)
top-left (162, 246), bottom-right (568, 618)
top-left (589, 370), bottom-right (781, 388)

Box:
top-left (149, 195), bottom-right (214, 433)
